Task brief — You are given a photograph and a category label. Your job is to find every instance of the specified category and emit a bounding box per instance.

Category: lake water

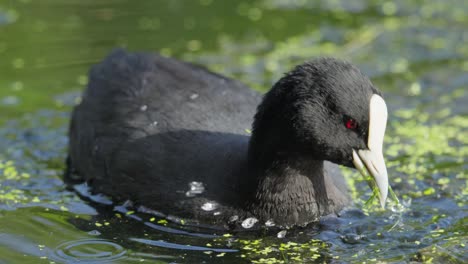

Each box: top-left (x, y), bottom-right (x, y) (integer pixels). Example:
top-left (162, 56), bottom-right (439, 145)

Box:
top-left (0, 0), bottom-right (467, 263)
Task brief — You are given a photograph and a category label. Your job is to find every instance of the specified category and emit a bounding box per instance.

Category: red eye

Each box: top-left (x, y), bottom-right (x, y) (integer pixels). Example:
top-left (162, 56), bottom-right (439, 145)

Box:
top-left (345, 118), bottom-right (358, 130)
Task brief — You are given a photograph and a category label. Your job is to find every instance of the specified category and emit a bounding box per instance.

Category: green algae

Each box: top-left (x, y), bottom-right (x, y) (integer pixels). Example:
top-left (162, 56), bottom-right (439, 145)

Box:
top-left (0, 160), bottom-right (31, 205)
top-left (209, 236), bottom-right (329, 263)
top-left (0, 159), bottom-right (72, 211)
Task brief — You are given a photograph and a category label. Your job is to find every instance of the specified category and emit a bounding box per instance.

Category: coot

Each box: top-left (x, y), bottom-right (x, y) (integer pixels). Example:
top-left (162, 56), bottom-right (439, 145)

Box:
top-left (66, 49), bottom-right (389, 227)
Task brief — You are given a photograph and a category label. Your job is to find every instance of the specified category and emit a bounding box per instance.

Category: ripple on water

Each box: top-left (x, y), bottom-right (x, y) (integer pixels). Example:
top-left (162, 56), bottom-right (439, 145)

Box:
top-left (51, 239), bottom-right (127, 263)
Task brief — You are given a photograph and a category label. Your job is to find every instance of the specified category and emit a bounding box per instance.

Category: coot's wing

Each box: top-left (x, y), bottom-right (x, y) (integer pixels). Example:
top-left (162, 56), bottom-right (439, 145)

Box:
top-left (67, 49), bottom-right (260, 204)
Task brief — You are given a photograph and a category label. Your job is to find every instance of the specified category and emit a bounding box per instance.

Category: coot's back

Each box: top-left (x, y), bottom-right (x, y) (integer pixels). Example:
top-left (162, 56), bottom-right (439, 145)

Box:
top-left (67, 50), bottom-right (261, 218)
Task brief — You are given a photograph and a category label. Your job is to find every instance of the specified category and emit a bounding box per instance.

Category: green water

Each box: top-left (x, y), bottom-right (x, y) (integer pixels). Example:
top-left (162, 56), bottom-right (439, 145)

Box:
top-left (0, 0), bottom-right (467, 263)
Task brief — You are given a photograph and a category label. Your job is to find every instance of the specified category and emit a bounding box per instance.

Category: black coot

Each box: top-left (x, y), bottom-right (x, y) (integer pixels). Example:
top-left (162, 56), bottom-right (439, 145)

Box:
top-left (66, 49), bottom-right (389, 227)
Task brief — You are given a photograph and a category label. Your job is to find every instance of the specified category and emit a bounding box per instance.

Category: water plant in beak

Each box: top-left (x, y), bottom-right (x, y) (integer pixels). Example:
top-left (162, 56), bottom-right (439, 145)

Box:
top-left (352, 94), bottom-right (395, 208)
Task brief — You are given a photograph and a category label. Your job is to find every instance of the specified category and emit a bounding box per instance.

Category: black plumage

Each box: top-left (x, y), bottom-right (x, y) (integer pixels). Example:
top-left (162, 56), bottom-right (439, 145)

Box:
top-left (66, 49), bottom-right (382, 227)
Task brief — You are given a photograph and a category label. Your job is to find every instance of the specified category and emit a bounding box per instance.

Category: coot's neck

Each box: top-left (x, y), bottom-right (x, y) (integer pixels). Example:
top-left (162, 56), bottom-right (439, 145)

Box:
top-left (245, 152), bottom-right (332, 226)
top-left (244, 79), bottom-right (334, 225)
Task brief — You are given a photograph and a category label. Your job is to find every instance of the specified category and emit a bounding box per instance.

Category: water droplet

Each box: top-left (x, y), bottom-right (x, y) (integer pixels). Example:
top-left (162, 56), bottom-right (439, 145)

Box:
top-left (185, 181), bottom-right (205, 197)
top-left (201, 202), bottom-right (217, 211)
top-left (277, 230), bottom-right (287, 238)
top-left (229, 215), bottom-right (239, 223)
top-left (265, 219), bottom-right (275, 227)
top-left (241, 217), bottom-right (258, 229)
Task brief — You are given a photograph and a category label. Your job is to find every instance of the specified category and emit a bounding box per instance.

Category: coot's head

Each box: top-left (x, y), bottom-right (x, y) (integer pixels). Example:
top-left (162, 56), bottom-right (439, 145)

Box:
top-left (249, 58), bottom-right (389, 206)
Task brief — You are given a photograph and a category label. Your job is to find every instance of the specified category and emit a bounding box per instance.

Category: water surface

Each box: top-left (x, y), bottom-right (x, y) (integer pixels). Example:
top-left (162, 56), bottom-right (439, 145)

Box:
top-left (0, 0), bottom-right (467, 263)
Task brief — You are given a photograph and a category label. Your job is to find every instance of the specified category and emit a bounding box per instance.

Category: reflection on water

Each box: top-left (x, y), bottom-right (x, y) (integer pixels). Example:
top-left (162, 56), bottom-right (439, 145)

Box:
top-left (0, 0), bottom-right (467, 263)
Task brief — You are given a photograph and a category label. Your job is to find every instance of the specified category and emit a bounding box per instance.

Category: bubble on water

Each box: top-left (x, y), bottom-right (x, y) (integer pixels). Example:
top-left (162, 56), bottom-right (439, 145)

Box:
top-left (241, 217), bottom-right (258, 229)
